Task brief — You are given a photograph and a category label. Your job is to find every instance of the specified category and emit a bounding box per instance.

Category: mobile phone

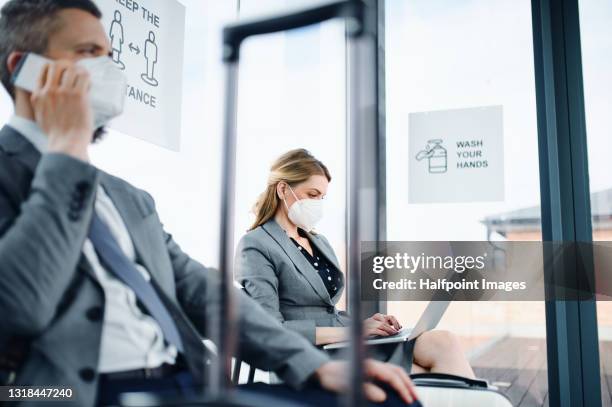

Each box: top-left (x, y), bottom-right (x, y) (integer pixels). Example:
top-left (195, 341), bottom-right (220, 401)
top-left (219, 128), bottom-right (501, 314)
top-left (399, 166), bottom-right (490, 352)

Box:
top-left (11, 53), bottom-right (51, 92)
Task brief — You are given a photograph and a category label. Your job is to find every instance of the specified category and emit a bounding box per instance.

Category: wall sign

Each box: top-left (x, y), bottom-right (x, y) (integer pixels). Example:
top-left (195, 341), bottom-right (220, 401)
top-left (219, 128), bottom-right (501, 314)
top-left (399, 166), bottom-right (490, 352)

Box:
top-left (96, 0), bottom-right (185, 151)
top-left (408, 106), bottom-right (505, 204)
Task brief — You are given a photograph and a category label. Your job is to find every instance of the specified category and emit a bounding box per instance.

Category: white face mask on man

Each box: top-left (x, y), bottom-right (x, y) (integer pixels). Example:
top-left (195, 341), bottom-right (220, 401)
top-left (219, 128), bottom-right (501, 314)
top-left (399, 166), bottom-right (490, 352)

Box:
top-left (282, 184), bottom-right (324, 232)
top-left (77, 55), bottom-right (127, 129)
top-left (12, 53), bottom-right (127, 129)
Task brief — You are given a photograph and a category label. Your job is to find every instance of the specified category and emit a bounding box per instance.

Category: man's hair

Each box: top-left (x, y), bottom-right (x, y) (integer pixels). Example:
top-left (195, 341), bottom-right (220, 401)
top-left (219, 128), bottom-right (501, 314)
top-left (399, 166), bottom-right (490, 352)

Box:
top-left (0, 0), bottom-right (102, 98)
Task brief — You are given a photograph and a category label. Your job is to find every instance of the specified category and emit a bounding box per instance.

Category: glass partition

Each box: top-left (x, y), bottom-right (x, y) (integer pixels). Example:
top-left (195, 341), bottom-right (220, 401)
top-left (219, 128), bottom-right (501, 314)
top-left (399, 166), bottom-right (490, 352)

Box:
top-left (235, 0), bottom-right (348, 288)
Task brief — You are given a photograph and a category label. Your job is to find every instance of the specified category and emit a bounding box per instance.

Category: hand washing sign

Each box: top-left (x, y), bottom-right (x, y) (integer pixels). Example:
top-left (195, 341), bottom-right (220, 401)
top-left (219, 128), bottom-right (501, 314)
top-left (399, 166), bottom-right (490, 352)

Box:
top-left (408, 106), bottom-right (504, 204)
top-left (96, 0), bottom-right (185, 151)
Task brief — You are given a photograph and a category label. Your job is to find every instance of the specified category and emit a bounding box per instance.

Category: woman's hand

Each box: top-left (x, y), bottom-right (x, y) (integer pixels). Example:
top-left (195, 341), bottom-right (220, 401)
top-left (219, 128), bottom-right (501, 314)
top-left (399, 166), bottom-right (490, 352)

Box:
top-left (372, 313), bottom-right (402, 330)
top-left (363, 313), bottom-right (401, 337)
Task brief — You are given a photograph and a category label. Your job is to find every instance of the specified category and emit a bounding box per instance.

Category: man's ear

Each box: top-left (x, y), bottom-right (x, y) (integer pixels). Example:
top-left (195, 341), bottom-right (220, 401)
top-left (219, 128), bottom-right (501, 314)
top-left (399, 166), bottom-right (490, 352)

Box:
top-left (6, 51), bottom-right (25, 76)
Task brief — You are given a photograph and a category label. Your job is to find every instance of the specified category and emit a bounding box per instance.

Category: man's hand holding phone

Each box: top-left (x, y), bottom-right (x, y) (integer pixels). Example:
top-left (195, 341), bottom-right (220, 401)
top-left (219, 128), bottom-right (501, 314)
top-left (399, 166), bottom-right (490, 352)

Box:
top-left (30, 59), bottom-right (94, 162)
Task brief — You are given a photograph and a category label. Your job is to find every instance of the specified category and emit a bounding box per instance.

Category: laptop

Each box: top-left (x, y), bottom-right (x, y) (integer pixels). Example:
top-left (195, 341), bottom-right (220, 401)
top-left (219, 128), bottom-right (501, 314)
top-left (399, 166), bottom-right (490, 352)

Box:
top-left (323, 300), bottom-right (450, 350)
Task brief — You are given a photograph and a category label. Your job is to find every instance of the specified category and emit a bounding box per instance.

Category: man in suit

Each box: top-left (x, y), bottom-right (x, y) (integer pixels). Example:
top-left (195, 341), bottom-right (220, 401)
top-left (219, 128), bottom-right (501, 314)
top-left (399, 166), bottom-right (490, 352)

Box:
top-left (0, 1), bottom-right (419, 406)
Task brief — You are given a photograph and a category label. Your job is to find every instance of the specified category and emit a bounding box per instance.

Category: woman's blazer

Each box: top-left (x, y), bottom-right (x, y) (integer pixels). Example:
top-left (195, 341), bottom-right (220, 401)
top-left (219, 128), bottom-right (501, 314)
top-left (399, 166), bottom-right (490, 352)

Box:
top-left (235, 219), bottom-right (349, 344)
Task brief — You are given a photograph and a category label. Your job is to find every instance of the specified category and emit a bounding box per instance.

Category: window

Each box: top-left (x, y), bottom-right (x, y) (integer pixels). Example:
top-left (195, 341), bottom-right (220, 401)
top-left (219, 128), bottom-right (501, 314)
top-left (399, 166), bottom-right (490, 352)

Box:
top-left (385, 0), bottom-right (548, 403)
top-left (579, 0), bottom-right (612, 403)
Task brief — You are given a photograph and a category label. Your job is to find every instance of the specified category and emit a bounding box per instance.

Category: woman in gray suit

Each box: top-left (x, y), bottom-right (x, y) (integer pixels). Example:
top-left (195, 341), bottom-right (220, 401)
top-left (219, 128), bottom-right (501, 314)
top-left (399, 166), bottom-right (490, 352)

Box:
top-left (236, 149), bottom-right (474, 378)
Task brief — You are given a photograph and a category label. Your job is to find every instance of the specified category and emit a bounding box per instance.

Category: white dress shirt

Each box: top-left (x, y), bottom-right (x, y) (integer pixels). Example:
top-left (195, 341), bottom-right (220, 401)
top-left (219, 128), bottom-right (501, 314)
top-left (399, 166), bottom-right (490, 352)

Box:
top-left (8, 115), bottom-right (177, 373)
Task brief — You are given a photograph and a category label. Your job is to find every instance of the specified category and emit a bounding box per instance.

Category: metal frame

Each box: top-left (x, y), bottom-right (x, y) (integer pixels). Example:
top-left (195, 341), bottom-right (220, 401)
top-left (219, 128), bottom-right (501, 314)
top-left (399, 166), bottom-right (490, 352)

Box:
top-left (210, 59), bottom-right (241, 398)
top-left (345, 0), bottom-right (387, 322)
top-left (345, 3), bottom-right (378, 405)
top-left (375, 0), bottom-right (387, 273)
top-left (219, 3), bottom-right (373, 407)
top-left (374, 0), bottom-right (388, 315)
top-left (531, 0), bottom-right (601, 406)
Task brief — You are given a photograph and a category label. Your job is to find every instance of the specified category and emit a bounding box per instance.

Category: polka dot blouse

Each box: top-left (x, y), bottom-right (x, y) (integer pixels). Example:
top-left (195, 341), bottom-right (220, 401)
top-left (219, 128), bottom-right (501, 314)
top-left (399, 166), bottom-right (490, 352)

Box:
top-left (289, 229), bottom-right (344, 298)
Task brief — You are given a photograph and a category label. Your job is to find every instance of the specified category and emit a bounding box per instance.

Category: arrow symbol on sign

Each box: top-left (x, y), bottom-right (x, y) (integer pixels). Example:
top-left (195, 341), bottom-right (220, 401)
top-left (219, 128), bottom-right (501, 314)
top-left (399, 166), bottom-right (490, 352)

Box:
top-left (129, 43), bottom-right (140, 55)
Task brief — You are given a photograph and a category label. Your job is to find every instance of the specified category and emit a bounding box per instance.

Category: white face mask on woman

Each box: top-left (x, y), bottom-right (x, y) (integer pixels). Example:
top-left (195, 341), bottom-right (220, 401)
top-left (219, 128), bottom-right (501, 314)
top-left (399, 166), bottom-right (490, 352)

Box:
top-left (283, 184), bottom-right (324, 232)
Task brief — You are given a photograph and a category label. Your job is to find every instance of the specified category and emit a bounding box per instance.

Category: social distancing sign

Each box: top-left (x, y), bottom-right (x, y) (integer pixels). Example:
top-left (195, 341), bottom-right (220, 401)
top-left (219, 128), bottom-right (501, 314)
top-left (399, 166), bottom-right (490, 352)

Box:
top-left (408, 106), bottom-right (505, 204)
top-left (96, 0), bottom-right (185, 151)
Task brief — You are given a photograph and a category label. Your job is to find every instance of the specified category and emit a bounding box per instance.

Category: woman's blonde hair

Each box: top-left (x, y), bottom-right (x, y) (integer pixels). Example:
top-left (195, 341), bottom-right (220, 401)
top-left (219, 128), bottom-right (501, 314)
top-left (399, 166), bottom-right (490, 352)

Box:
top-left (249, 149), bottom-right (331, 231)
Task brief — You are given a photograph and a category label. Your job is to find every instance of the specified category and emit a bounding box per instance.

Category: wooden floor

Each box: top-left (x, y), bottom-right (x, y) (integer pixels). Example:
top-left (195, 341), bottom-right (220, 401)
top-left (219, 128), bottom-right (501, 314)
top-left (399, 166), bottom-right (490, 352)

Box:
top-left (470, 337), bottom-right (612, 407)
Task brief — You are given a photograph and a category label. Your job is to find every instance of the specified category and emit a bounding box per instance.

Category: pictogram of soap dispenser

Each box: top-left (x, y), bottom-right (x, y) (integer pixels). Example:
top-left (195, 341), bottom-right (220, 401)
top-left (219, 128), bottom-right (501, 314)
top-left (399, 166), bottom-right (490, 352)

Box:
top-left (415, 139), bottom-right (447, 173)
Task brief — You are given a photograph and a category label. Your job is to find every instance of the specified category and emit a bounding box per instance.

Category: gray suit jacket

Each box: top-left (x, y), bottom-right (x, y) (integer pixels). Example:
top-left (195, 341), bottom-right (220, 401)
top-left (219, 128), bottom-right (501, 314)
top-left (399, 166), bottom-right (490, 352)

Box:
top-left (0, 126), bottom-right (329, 406)
top-left (235, 219), bottom-right (351, 345)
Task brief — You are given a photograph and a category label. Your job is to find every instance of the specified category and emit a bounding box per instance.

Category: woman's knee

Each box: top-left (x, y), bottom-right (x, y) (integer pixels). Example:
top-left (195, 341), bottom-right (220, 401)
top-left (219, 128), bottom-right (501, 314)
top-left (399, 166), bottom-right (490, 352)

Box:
top-left (421, 330), bottom-right (462, 352)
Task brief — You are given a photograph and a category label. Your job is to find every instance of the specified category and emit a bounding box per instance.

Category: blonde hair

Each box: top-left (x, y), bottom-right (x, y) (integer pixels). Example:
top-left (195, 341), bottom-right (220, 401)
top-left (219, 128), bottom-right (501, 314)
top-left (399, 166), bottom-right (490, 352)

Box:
top-left (249, 149), bottom-right (331, 231)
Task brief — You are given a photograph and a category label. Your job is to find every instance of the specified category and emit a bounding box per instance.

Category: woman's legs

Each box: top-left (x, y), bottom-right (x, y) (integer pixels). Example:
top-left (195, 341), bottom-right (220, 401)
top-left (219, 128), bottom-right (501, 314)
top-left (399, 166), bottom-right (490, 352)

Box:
top-left (412, 330), bottom-right (475, 378)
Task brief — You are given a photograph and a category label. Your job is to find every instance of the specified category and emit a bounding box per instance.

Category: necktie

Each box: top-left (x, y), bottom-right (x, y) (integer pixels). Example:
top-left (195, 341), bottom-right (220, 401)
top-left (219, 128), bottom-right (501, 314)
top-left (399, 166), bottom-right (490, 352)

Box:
top-left (87, 213), bottom-right (185, 353)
